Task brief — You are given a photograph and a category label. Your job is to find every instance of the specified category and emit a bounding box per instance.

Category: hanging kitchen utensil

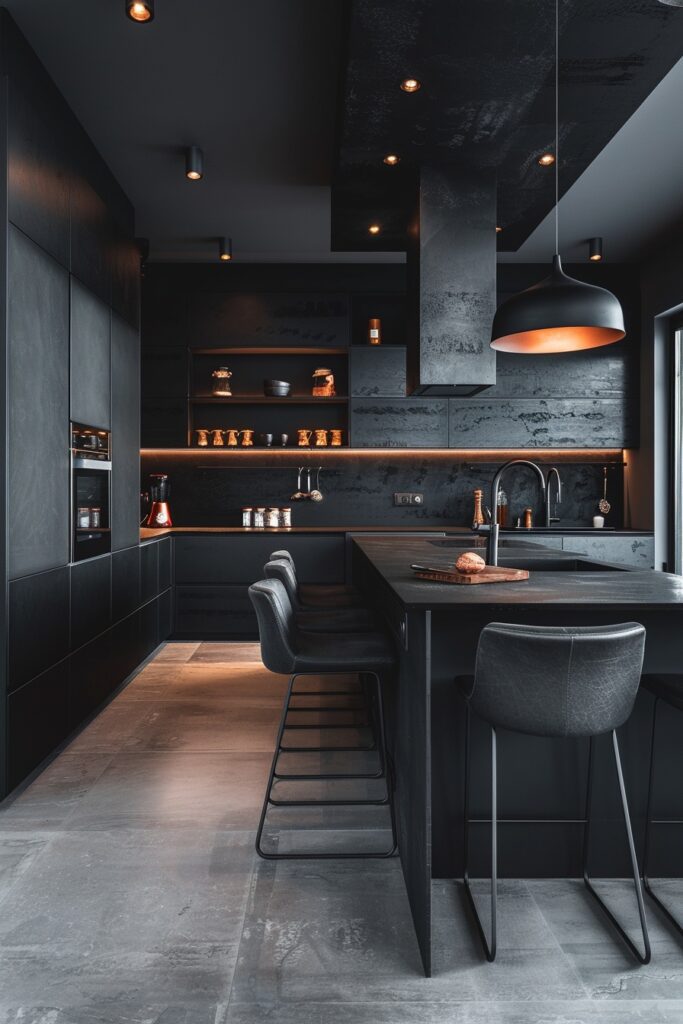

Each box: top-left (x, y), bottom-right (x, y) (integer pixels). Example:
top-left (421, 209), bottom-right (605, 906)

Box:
top-left (290, 467), bottom-right (304, 501)
top-left (599, 467), bottom-right (611, 514)
top-left (310, 467), bottom-right (324, 502)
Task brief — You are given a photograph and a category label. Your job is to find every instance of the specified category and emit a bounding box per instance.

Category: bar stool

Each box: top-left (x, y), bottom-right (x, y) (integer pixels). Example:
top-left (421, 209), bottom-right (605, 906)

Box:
top-left (264, 558), bottom-right (376, 633)
top-left (457, 621), bottom-right (650, 965)
top-left (249, 578), bottom-right (398, 860)
top-left (641, 673), bottom-right (683, 938)
top-left (269, 548), bottom-right (365, 608)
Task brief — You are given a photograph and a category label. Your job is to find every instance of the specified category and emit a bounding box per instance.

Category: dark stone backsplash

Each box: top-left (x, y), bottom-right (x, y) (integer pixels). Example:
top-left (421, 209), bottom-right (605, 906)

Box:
top-left (141, 455), bottom-right (623, 530)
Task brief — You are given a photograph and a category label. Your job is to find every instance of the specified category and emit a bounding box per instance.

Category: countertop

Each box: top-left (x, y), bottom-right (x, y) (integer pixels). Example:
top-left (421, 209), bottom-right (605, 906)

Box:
top-left (353, 536), bottom-right (683, 610)
top-left (139, 525), bottom-right (652, 541)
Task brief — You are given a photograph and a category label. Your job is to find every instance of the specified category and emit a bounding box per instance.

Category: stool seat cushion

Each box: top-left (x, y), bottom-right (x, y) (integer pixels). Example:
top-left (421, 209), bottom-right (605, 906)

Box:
top-left (296, 607), bottom-right (377, 633)
top-left (642, 674), bottom-right (683, 712)
top-left (294, 630), bottom-right (395, 674)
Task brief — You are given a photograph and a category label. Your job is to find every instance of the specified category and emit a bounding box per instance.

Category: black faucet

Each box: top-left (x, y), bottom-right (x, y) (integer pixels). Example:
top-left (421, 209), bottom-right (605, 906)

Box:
top-left (487, 459), bottom-right (547, 566)
top-left (545, 467), bottom-right (562, 527)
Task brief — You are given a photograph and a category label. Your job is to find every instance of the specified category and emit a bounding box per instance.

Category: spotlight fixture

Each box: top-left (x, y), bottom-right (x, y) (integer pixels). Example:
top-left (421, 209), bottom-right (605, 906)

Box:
top-left (400, 78), bottom-right (421, 93)
top-left (491, 0), bottom-right (624, 354)
top-left (185, 146), bottom-right (203, 181)
top-left (368, 224), bottom-right (381, 235)
top-left (538, 152), bottom-right (555, 167)
top-left (496, 226), bottom-right (503, 234)
top-left (219, 237), bottom-right (232, 262)
top-left (383, 154), bottom-right (400, 166)
top-left (126, 0), bottom-right (154, 22)
top-left (589, 237), bottom-right (603, 262)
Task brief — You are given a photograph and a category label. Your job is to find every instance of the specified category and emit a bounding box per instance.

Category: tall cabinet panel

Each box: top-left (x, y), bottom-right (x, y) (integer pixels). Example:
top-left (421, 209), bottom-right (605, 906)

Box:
top-left (7, 226), bottom-right (70, 579)
top-left (111, 314), bottom-right (140, 550)
top-left (70, 278), bottom-right (111, 429)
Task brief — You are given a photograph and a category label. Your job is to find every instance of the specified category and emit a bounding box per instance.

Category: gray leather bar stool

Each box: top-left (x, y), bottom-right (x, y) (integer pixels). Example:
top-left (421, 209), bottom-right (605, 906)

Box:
top-left (264, 558), bottom-right (376, 633)
top-left (641, 673), bottom-right (683, 938)
top-left (249, 578), bottom-right (398, 859)
top-left (457, 621), bottom-right (650, 964)
top-left (269, 548), bottom-right (365, 609)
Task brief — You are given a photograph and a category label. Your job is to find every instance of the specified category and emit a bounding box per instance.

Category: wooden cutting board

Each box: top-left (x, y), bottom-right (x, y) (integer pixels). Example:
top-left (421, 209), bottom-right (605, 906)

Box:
top-left (410, 563), bottom-right (529, 585)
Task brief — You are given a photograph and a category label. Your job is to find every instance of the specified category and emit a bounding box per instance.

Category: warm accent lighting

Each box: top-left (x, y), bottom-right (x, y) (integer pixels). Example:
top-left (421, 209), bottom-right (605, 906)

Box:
top-left (185, 146), bottom-right (203, 181)
top-left (589, 237), bottom-right (603, 262)
top-left (383, 154), bottom-right (400, 165)
top-left (496, 226), bottom-right (502, 233)
top-left (368, 224), bottom-right (381, 235)
top-left (141, 447), bottom-right (625, 465)
top-left (400, 78), bottom-right (421, 93)
top-left (538, 152), bottom-right (555, 167)
top-left (126, 0), bottom-right (154, 22)
top-left (219, 237), bottom-right (232, 262)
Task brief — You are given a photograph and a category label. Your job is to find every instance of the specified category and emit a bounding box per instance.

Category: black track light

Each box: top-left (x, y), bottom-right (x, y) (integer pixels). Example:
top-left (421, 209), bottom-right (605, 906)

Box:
top-left (589, 237), bottom-right (603, 262)
top-left (219, 237), bottom-right (232, 262)
top-left (185, 146), bottom-right (203, 181)
top-left (126, 0), bottom-right (154, 22)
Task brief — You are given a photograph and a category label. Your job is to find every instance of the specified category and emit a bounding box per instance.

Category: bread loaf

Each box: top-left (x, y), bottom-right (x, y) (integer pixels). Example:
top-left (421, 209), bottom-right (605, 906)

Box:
top-left (455, 551), bottom-right (486, 575)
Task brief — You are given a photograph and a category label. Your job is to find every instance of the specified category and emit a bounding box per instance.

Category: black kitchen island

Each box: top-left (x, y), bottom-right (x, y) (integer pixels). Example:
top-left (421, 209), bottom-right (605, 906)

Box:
top-left (351, 536), bottom-right (683, 975)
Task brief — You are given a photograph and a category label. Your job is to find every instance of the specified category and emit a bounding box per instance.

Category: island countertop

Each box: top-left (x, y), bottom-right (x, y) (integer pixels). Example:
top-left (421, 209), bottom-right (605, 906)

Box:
top-left (353, 536), bottom-right (683, 610)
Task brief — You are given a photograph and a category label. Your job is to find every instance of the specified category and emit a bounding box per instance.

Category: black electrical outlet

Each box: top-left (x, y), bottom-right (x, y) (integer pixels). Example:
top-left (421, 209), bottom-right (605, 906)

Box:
top-left (394, 492), bottom-right (424, 506)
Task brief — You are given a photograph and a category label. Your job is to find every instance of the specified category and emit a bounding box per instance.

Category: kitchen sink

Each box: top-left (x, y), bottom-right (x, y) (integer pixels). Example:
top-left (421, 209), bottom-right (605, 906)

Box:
top-left (427, 540), bottom-right (628, 572)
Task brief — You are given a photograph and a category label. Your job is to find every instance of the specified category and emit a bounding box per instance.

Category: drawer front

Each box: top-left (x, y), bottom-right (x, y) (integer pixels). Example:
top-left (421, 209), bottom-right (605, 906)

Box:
top-left (174, 585), bottom-right (257, 638)
top-left (173, 534), bottom-right (345, 585)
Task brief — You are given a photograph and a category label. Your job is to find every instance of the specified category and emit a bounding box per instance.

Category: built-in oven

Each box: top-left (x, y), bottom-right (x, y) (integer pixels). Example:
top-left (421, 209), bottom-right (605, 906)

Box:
top-left (71, 423), bottom-right (112, 562)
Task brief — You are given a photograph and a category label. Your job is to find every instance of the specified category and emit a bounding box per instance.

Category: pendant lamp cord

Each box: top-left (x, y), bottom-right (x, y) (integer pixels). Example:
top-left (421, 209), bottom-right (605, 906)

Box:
top-left (554, 0), bottom-right (559, 255)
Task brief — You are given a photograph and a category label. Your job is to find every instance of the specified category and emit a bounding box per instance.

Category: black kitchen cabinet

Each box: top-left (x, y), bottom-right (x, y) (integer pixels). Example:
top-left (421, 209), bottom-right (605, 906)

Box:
top-left (68, 630), bottom-right (114, 729)
top-left (186, 292), bottom-right (350, 348)
top-left (174, 534), bottom-right (345, 584)
top-left (158, 538), bottom-right (172, 591)
top-left (174, 585), bottom-right (256, 639)
top-left (350, 346), bottom-right (407, 398)
top-left (141, 542), bottom-right (159, 604)
top-left (350, 398), bottom-right (448, 448)
top-left (110, 227), bottom-right (140, 329)
top-left (8, 662), bottom-right (69, 791)
top-left (7, 225), bottom-right (70, 579)
top-left (111, 314), bottom-right (140, 550)
top-left (140, 598), bottom-right (160, 659)
top-left (112, 546), bottom-right (141, 622)
top-left (70, 169), bottom-right (111, 304)
top-left (70, 277), bottom-right (111, 429)
top-left (8, 566), bottom-right (70, 694)
top-left (109, 612), bottom-right (143, 688)
top-left (158, 589), bottom-right (173, 642)
top-left (70, 555), bottom-right (112, 651)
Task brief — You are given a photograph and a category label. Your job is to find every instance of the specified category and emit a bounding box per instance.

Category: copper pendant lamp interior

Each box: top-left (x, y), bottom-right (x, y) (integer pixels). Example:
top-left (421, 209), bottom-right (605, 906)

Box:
top-left (490, 0), bottom-right (625, 355)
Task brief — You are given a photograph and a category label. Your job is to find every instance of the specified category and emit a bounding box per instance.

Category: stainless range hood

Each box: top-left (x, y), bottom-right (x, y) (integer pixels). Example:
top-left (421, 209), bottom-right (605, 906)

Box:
top-left (407, 167), bottom-right (497, 396)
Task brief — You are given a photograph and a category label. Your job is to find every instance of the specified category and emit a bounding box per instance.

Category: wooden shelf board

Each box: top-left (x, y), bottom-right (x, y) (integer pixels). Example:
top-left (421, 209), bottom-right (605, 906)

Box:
top-left (190, 395), bottom-right (349, 404)
top-left (191, 347), bottom-right (349, 356)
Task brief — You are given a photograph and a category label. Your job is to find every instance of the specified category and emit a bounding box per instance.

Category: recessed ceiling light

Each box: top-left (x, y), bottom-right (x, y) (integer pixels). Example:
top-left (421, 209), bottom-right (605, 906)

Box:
top-left (368, 224), bottom-right (381, 235)
top-left (219, 237), bottom-right (233, 262)
top-left (383, 154), bottom-right (400, 166)
top-left (400, 78), bottom-right (421, 93)
top-left (538, 152), bottom-right (555, 167)
top-left (185, 146), bottom-right (203, 181)
top-left (589, 237), bottom-right (603, 262)
top-left (496, 226), bottom-right (502, 233)
top-left (126, 0), bottom-right (154, 22)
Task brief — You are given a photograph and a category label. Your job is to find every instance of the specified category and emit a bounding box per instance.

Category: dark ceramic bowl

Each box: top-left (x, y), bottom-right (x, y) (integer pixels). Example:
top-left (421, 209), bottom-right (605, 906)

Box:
top-left (264, 379), bottom-right (291, 397)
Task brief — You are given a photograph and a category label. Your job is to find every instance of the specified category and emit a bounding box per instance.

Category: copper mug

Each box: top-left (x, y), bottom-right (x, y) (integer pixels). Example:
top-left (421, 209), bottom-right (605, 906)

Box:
top-left (240, 429), bottom-right (255, 447)
top-left (330, 429), bottom-right (343, 447)
top-left (298, 429), bottom-right (313, 447)
top-left (225, 428), bottom-right (240, 447)
top-left (314, 429), bottom-right (328, 447)
top-left (196, 429), bottom-right (210, 447)
top-left (211, 428), bottom-right (224, 447)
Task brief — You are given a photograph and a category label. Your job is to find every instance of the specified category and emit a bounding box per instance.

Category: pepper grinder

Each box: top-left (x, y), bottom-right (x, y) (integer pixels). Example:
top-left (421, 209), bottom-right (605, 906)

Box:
top-left (472, 488), bottom-right (486, 530)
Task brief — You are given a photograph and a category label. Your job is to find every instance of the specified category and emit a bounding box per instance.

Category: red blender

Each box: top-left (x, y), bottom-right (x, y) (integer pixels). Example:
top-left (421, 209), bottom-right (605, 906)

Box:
top-left (145, 473), bottom-right (173, 528)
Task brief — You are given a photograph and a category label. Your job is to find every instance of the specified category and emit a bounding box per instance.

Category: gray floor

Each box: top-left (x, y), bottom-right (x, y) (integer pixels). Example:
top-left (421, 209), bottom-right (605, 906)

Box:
top-left (1, 642), bottom-right (683, 1023)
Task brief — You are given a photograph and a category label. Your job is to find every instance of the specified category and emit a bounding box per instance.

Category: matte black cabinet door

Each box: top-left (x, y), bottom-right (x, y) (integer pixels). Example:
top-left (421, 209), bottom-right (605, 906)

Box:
top-left (7, 226), bottom-right (70, 579)
top-left (70, 171), bottom-right (111, 305)
top-left (110, 228), bottom-right (140, 329)
top-left (70, 277), bottom-right (111, 429)
top-left (8, 662), bottom-right (69, 791)
top-left (70, 555), bottom-right (111, 651)
top-left (68, 631), bottom-right (114, 729)
top-left (350, 347), bottom-right (407, 398)
top-left (109, 612), bottom-right (142, 688)
top-left (141, 542), bottom-right (159, 604)
top-left (158, 539), bottom-right (172, 592)
top-left (8, 566), bottom-right (70, 694)
top-left (187, 293), bottom-right (349, 348)
top-left (173, 535), bottom-right (345, 584)
top-left (158, 590), bottom-right (173, 641)
top-left (112, 546), bottom-right (141, 623)
top-left (350, 399), bottom-right (448, 448)
top-left (111, 314), bottom-right (140, 550)
top-left (174, 585), bottom-right (256, 638)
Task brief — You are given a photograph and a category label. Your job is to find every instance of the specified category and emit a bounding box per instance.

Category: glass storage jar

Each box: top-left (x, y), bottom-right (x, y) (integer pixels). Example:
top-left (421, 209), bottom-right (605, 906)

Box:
top-left (253, 507), bottom-right (266, 529)
top-left (265, 507), bottom-right (280, 528)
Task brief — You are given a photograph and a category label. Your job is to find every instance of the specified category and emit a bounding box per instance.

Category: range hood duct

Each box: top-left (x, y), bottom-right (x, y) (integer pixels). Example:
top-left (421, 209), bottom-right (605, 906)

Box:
top-left (407, 167), bottom-right (497, 397)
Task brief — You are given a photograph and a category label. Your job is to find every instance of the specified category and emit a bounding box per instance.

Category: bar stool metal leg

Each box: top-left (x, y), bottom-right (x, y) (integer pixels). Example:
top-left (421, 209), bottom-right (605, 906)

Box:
top-left (463, 705), bottom-right (498, 962)
top-left (583, 730), bottom-right (651, 965)
top-left (643, 697), bottom-right (683, 938)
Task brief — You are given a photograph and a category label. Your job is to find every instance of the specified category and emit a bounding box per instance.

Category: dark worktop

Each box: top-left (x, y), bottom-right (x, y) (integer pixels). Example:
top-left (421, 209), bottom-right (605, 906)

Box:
top-left (353, 536), bottom-right (683, 609)
top-left (139, 525), bottom-right (652, 542)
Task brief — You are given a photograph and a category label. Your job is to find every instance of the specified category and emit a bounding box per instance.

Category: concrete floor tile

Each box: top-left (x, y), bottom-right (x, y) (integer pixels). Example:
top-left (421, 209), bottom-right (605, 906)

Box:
top-left (119, 663), bottom-right (289, 705)
top-left (0, 1004), bottom-right (224, 1024)
top-left (64, 701), bottom-right (153, 753)
top-left (190, 643), bottom-right (263, 664)
top-left (121, 701), bottom-right (280, 753)
top-left (153, 642), bottom-right (202, 662)
top-left (0, 835), bottom-right (52, 908)
top-left (0, 755), bottom-right (113, 831)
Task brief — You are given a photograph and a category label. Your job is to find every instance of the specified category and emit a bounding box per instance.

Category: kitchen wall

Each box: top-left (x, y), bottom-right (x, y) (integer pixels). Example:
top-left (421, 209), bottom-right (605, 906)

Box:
top-left (0, 10), bottom-right (154, 797)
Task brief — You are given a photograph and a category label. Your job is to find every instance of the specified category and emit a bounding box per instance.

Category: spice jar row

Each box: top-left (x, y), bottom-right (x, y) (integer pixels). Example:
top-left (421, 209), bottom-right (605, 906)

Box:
top-left (242, 507), bottom-right (292, 529)
top-left (196, 428), bottom-right (345, 447)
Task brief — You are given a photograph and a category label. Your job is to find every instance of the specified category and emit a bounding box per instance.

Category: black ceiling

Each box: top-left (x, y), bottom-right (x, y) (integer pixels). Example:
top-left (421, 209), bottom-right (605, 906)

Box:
top-left (332, 0), bottom-right (683, 253)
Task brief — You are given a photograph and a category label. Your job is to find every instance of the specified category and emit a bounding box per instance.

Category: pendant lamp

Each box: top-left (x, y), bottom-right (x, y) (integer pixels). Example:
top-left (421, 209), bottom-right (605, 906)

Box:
top-left (490, 0), bottom-right (625, 354)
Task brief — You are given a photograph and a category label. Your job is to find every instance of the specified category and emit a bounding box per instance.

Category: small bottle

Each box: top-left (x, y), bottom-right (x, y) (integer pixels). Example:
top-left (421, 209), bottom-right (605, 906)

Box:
top-left (241, 507), bottom-right (253, 527)
top-left (472, 488), bottom-right (485, 530)
top-left (279, 507), bottom-right (292, 528)
top-left (77, 507), bottom-right (91, 529)
top-left (265, 507), bottom-right (280, 528)
top-left (368, 317), bottom-right (382, 345)
top-left (253, 507), bottom-right (266, 529)
top-left (496, 488), bottom-right (508, 528)
top-left (523, 506), bottom-right (533, 529)
top-left (89, 507), bottom-right (102, 528)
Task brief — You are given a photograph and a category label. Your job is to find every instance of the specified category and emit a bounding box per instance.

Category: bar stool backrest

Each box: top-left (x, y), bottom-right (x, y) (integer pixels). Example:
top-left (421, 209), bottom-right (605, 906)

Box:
top-left (264, 559), bottom-right (301, 610)
top-left (270, 549), bottom-right (295, 568)
top-left (248, 579), bottom-right (298, 674)
top-left (469, 621), bottom-right (646, 738)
